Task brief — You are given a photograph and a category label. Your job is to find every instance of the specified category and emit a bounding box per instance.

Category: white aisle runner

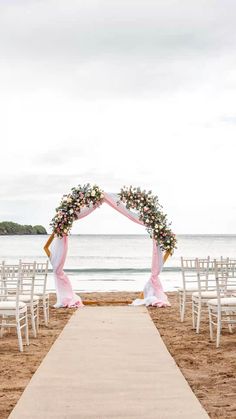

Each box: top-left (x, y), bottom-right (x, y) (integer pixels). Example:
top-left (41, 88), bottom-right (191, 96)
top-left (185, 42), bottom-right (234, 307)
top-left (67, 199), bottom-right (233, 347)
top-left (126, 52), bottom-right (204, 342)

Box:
top-left (9, 307), bottom-right (209, 419)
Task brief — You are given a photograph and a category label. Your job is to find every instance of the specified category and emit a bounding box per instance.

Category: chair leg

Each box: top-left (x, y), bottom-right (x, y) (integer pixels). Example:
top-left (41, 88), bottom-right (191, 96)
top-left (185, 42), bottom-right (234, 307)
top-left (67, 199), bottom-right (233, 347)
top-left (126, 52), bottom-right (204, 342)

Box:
top-left (228, 323), bottom-right (233, 333)
top-left (208, 307), bottom-right (213, 341)
top-left (43, 300), bottom-right (48, 326)
top-left (192, 300), bottom-right (196, 329)
top-left (180, 293), bottom-right (186, 322)
top-left (30, 305), bottom-right (37, 338)
top-left (36, 304), bottom-right (39, 332)
top-left (227, 312), bottom-right (233, 333)
top-left (178, 292), bottom-right (182, 320)
top-left (196, 302), bottom-right (201, 334)
top-left (47, 297), bottom-right (50, 323)
top-left (24, 314), bottom-right (29, 346)
top-left (0, 317), bottom-right (6, 338)
top-left (16, 321), bottom-right (23, 352)
top-left (216, 316), bottom-right (221, 348)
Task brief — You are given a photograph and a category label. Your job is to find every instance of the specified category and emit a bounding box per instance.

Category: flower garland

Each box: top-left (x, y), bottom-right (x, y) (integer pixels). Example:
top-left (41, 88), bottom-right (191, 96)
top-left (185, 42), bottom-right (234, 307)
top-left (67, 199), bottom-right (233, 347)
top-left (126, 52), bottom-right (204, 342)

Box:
top-left (118, 186), bottom-right (177, 254)
top-left (50, 184), bottom-right (104, 237)
top-left (50, 183), bottom-right (177, 254)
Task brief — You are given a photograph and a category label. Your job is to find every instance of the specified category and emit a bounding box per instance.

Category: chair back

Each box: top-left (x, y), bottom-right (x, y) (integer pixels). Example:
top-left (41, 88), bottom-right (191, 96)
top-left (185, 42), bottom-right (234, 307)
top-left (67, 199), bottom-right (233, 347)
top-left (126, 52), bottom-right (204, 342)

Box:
top-left (20, 260), bottom-right (48, 295)
top-left (180, 257), bottom-right (210, 291)
top-left (196, 257), bottom-right (214, 294)
top-left (1, 262), bottom-right (22, 311)
top-left (20, 261), bottom-right (36, 299)
top-left (2, 263), bottom-right (21, 294)
top-left (214, 260), bottom-right (236, 300)
top-left (0, 262), bottom-right (7, 300)
top-left (35, 261), bottom-right (48, 295)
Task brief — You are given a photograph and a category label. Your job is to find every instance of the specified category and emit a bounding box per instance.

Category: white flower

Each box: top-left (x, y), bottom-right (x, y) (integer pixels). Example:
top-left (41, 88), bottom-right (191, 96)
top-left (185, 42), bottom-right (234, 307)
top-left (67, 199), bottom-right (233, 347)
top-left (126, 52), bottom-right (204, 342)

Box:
top-left (69, 209), bottom-right (74, 214)
top-left (91, 190), bottom-right (96, 197)
top-left (100, 193), bottom-right (104, 199)
top-left (67, 197), bottom-right (72, 203)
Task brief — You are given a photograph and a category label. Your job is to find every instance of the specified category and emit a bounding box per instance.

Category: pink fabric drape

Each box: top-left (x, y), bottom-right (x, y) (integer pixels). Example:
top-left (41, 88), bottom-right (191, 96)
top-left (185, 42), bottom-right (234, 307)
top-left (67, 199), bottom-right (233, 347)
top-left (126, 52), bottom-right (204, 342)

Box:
top-left (103, 193), bottom-right (144, 226)
top-left (50, 236), bottom-right (83, 307)
top-left (50, 206), bottom-right (98, 307)
top-left (50, 192), bottom-right (170, 307)
top-left (142, 240), bottom-right (170, 307)
top-left (104, 193), bottom-right (170, 307)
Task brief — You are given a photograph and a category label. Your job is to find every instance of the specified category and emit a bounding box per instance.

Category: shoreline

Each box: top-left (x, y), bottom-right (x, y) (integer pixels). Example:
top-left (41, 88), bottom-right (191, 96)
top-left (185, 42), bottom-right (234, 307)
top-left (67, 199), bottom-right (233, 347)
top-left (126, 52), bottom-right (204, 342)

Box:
top-left (1, 292), bottom-right (236, 419)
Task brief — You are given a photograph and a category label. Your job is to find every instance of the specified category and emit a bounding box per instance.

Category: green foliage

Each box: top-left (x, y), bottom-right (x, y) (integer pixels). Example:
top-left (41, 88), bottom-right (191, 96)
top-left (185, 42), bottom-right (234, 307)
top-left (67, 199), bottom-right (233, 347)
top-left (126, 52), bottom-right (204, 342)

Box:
top-left (119, 186), bottom-right (177, 254)
top-left (0, 221), bottom-right (47, 235)
top-left (51, 184), bottom-right (104, 237)
top-left (33, 225), bottom-right (47, 234)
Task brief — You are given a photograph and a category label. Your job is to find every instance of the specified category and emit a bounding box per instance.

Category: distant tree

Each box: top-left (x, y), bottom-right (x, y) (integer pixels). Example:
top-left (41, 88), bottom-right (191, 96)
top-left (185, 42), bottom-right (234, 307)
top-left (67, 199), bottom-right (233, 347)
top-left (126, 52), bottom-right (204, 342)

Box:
top-left (33, 225), bottom-right (47, 234)
top-left (0, 221), bottom-right (47, 235)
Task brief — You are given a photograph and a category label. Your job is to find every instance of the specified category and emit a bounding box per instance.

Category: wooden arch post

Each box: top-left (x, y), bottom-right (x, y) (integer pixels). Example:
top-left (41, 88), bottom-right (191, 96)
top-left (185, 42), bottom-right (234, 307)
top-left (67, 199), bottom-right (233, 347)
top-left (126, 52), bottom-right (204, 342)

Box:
top-left (43, 233), bottom-right (55, 258)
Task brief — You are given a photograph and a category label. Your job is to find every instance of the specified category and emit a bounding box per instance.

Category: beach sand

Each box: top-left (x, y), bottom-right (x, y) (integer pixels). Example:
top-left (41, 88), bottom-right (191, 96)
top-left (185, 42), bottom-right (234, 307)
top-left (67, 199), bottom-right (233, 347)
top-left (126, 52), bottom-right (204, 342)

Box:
top-left (0, 292), bottom-right (236, 419)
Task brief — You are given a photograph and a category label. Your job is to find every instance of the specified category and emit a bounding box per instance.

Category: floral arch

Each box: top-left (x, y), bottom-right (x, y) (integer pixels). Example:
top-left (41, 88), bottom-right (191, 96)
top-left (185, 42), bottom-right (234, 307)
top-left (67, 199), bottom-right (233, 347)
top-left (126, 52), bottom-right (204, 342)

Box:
top-left (44, 184), bottom-right (177, 308)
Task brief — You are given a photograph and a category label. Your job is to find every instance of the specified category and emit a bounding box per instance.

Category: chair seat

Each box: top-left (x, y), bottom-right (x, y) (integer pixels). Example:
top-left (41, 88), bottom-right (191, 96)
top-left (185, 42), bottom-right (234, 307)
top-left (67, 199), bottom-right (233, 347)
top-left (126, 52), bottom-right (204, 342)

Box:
top-left (192, 291), bottom-right (218, 299)
top-left (177, 287), bottom-right (198, 293)
top-left (208, 297), bottom-right (236, 306)
top-left (35, 291), bottom-right (49, 297)
top-left (8, 294), bottom-right (39, 303)
top-left (0, 301), bottom-right (26, 310)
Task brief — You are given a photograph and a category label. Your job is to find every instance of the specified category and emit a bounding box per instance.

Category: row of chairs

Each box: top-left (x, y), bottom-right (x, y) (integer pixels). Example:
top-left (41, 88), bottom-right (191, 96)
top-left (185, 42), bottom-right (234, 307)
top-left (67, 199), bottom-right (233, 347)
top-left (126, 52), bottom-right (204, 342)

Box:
top-left (179, 257), bottom-right (236, 347)
top-left (0, 260), bottom-right (49, 352)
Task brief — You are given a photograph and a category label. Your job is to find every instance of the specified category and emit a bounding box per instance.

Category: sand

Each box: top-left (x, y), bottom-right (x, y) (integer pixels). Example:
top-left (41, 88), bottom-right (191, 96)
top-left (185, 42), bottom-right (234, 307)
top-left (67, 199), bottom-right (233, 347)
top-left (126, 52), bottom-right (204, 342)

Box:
top-left (0, 292), bottom-right (236, 419)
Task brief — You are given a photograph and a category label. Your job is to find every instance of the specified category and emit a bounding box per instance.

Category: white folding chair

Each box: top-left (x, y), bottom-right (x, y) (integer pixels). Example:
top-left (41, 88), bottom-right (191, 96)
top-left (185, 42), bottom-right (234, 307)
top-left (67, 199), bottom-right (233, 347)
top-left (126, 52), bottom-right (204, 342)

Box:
top-left (20, 261), bottom-right (39, 337)
top-left (208, 260), bottom-right (236, 347)
top-left (192, 258), bottom-right (233, 333)
top-left (191, 258), bottom-right (219, 333)
top-left (0, 262), bottom-right (29, 352)
top-left (6, 261), bottom-right (39, 338)
top-left (20, 261), bottom-right (49, 326)
top-left (178, 257), bottom-right (201, 322)
top-left (35, 261), bottom-right (49, 325)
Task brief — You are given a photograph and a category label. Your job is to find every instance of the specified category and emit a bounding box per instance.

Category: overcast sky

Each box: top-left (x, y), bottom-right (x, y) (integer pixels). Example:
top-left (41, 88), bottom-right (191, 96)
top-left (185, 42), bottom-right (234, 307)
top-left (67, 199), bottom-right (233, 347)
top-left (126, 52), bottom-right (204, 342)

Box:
top-left (1, 0), bottom-right (236, 234)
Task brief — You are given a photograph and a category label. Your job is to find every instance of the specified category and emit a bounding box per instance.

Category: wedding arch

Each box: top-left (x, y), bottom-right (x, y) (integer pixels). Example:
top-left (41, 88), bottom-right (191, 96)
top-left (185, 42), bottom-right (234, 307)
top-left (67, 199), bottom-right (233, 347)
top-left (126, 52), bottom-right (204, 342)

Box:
top-left (44, 184), bottom-right (177, 308)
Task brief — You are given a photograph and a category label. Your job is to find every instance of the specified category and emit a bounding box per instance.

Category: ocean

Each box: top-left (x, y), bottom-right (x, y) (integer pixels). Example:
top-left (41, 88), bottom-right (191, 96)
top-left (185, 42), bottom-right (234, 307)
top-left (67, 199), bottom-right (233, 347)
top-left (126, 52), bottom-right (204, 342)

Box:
top-left (1, 234), bottom-right (236, 292)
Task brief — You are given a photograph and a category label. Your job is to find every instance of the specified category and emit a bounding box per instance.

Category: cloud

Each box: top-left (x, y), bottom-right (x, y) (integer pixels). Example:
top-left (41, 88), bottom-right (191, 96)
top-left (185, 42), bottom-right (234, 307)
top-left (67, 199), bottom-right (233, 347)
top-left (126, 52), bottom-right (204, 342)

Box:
top-left (1, 1), bottom-right (236, 232)
top-left (1, 0), bottom-right (236, 98)
top-left (220, 115), bottom-right (236, 124)
top-left (32, 146), bottom-right (87, 167)
top-left (1, 0), bottom-right (236, 60)
top-left (0, 174), bottom-right (78, 199)
top-left (0, 171), bottom-right (133, 201)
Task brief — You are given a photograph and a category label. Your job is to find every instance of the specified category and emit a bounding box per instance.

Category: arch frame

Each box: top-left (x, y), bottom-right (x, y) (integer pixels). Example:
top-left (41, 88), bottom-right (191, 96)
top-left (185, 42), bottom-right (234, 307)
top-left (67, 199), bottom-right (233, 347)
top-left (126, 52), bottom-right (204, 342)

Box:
top-left (44, 185), bottom-right (177, 308)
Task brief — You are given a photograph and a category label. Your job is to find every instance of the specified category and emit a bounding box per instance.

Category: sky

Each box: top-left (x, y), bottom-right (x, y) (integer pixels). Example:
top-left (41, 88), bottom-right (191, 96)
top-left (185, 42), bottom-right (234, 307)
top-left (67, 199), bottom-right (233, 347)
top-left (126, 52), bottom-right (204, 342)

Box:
top-left (1, 0), bottom-right (236, 235)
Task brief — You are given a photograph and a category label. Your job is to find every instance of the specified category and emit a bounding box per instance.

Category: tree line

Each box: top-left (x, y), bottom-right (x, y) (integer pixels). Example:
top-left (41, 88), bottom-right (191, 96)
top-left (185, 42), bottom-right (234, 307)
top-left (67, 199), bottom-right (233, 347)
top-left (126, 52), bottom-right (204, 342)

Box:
top-left (0, 221), bottom-right (47, 235)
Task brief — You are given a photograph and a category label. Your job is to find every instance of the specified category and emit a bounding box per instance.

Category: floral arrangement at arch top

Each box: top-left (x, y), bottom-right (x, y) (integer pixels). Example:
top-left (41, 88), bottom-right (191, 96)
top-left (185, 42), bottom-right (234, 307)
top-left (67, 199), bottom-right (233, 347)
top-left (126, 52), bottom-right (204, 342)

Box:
top-left (118, 186), bottom-right (177, 254)
top-left (50, 183), bottom-right (177, 254)
top-left (50, 184), bottom-right (104, 237)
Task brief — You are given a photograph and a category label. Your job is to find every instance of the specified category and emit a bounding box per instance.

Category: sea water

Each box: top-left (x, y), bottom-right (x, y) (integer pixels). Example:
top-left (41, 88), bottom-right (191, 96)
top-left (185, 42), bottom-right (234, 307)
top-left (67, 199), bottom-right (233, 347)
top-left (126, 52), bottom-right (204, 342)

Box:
top-left (0, 234), bottom-right (236, 292)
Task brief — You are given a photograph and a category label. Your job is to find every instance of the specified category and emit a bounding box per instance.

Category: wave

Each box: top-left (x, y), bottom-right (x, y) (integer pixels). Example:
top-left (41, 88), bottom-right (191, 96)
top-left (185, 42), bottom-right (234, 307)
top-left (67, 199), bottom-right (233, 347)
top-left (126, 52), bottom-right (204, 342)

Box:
top-left (69, 256), bottom-right (149, 260)
top-left (48, 267), bottom-right (181, 273)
